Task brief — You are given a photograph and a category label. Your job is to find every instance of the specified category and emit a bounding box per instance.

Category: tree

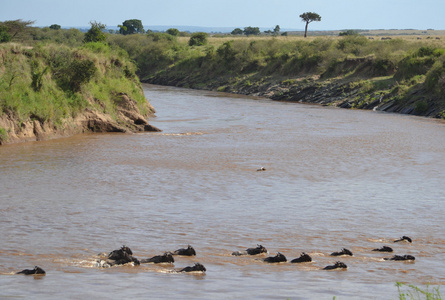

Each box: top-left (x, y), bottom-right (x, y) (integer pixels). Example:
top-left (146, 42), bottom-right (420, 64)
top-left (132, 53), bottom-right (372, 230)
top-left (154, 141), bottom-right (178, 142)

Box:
top-left (166, 28), bottom-right (179, 36)
top-left (83, 21), bottom-right (106, 43)
top-left (273, 25), bottom-right (280, 36)
top-left (119, 19), bottom-right (144, 35)
top-left (0, 19), bottom-right (34, 41)
top-left (49, 24), bottom-right (61, 30)
top-left (231, 28), bottom-right (243, 35)
top-left (189, 32), bottom-right (208, 46)
top-left (299, 12), bottom-right (321, 38)
top-left (243, 26), bottom-right (260, 36)
top-left (0, 25), bottom-right (11, 43)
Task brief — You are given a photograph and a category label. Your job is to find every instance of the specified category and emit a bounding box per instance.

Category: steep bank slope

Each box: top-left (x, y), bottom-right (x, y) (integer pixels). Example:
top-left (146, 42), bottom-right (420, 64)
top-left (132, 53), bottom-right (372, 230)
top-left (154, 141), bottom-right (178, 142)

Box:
top-left (0, 42), bottom-right (160, 145)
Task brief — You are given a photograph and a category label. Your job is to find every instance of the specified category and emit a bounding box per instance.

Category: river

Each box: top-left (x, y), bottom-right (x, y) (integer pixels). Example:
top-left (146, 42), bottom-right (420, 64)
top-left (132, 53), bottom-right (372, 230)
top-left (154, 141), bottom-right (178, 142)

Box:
top-left (0, 84), bottom-right (444, 299)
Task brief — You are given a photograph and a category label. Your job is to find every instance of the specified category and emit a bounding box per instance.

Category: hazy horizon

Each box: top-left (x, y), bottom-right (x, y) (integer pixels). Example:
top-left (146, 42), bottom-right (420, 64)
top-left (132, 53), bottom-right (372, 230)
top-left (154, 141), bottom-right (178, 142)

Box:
top-left (1, 0), bottom-right (444, 31)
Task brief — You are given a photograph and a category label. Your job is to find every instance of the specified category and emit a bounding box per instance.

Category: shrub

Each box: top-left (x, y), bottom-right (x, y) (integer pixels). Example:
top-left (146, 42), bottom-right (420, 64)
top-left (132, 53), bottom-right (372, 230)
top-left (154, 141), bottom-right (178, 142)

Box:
top-left (0, 126), bottom-right (8, 144)
top-left (189, 32), bottom-right (208, 46)
top-left (395, 47), bottom-right (443, 81)
top-left (424, 60), bottom-right (445, 96)
top-left (339, 30), bottom-right (359, 36)
top-left (83, 21), bottom-right (106, 43)
top-left (166, 28), bottom-right (179, 36)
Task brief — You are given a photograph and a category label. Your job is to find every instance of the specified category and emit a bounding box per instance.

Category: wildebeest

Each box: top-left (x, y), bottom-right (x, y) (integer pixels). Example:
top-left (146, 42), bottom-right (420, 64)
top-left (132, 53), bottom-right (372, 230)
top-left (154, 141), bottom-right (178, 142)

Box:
top-left (172, 245), bottom-right (196, 256)
top-left (330, 248), bottom-right (353, 256)
top-left (179, 263), bottom-right (206, 272)
top-left (97, 245), bottom-right (140, 267)
top-left (372, 246), bottom-right (393, 252)
top-left (323, 261), bottom-right (347, 270)
top-left (140, 252), bottom-right (174, 264)
top-left (232, 244), bottom-right (268, 256)
top-left (384, 255), bottom-right (415, 261)
top-left (290, 252), bottom-right (312, 263)
top-left (394, 236), bottom-right (412, 243)
top-left (263, 252), bottom-right (287, 263)
top-left (16, 266), bottom-right (46, 275)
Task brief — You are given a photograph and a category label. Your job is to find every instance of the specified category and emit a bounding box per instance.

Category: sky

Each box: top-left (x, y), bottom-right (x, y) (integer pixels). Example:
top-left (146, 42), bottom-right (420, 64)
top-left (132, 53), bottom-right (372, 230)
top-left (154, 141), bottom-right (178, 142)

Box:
top-left (1, 0), bottom-right (444, 31)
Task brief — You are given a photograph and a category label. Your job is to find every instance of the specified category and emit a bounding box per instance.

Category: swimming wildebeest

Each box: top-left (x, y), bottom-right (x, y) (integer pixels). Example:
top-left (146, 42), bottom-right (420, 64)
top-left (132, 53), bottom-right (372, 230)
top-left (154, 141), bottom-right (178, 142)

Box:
top-left (97, 245), bottom-right (140, 267)
top-left (290, 252), bottom-right (312, 263)
top-left (232, 244), bottom-right (268, 256)
top-left (172, 245), bottom-right (196, 256)
top-left (140, 252), bottom-right (174, 264)
top-left (179, 263), bottom-right (206, 272)
top-left (372, 246), bottom-right (393, 252)
top-left (16, 266), bottom-right (46, 275)
top-left (263, 252), bottom-right (287, 263)
top-left (323, 261), bottom-right (348, 270)
top-left (330, 248), bottom-right (353, 256)
top-left (394, 236), bottom-right (412, 243)
top-left (384, 255), bottom-right (415, 261)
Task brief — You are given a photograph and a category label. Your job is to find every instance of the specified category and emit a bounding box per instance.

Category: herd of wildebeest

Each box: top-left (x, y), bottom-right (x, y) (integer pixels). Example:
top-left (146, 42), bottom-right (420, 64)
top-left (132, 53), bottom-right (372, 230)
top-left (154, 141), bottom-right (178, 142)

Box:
top-left (15, 236), bottom-right (415, 276)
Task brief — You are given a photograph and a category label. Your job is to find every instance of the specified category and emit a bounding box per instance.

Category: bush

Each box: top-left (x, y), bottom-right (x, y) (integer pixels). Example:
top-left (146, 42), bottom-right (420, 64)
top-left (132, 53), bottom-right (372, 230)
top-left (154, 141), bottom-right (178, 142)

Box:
top-left (189, 32), bottom-right (208, 46)
top-left (395, 47), bottom-right (443, 81)
top-left (339, 30), bottom-right (359, 36)
top-left (166, 28), bottom-right (179, 36)
top-left (83, 21), bottom-right (106, 43)
top-left (0, 126), bottom-right (8, 144)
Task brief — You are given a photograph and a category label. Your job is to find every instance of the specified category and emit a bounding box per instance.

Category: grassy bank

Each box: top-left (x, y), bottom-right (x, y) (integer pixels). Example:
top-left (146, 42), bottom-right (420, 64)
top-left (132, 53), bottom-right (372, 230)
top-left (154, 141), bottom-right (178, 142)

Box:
top-left (0, 41), bottom-right (155, 144)
top-left (107, 34), bottom-right (445, 118)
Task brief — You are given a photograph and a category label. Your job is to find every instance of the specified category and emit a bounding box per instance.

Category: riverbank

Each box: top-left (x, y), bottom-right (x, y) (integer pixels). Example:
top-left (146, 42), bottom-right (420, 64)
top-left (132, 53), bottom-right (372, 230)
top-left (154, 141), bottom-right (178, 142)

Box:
top-left (113, 35), bottom-right (445, 118)
top-left (0, 42), bottom-right (160, 145)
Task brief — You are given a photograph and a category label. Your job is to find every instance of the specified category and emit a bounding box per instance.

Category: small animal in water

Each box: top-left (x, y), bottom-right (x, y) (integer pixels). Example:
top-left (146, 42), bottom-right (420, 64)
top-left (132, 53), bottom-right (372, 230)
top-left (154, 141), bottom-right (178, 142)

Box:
top-left (141, 252), bottom-right (174, 264)
top-left (384, 255), bottom-right (415, 261)
top-left (180, 263), bottom-right (206, 273)
top-left (172, 245), bottom-right (196, 256)
top-left (394, 236), bottom-right (412, 243)
top-left (232, 244), bottom-right (268, 256)
top-left (257, 167), bottom-right (266, 171)
top-left (16, 266), bottom-right (46, 275)
top-left (323, 261), bottom-right (348, 270)
top-left (263, 252), bottom-right (287, 263)
top-left (330, 248), bottom-right (353, 256)
top-left (290, 252), bottom-right (312, 263)
top-left (372, 246), bottom-right (393, 252)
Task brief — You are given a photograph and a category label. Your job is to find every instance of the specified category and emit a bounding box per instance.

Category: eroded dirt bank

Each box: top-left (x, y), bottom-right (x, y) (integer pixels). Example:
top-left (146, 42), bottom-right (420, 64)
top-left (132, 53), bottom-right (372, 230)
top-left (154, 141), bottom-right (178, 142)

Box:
top-left (0, 93), bottom-right (160, 145)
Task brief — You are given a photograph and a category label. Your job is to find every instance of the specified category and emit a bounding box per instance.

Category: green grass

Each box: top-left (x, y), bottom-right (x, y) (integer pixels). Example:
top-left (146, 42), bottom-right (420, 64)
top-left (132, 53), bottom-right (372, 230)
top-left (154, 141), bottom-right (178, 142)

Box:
top-left (397, 283), bottom-right (442, 300)
top-left (0, 42), bottom-right (150, 130)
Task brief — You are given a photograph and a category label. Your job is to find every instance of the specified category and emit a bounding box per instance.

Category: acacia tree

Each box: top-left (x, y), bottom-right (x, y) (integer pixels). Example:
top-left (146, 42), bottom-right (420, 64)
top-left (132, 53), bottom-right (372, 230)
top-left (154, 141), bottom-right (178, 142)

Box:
top-left (0, 19), bottom-right (34, 42)
top-left (299, 12), bottom-right (321, 38)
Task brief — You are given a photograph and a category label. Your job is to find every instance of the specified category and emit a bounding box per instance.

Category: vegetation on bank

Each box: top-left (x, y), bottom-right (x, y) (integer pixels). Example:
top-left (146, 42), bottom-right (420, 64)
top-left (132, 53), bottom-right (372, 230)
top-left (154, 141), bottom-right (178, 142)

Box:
top-left (0, 21), bottom-right (153, 144)
top-left (396, 282), bottom-right (442, 300)
top-left (105, 33), bottom-right (445, 118)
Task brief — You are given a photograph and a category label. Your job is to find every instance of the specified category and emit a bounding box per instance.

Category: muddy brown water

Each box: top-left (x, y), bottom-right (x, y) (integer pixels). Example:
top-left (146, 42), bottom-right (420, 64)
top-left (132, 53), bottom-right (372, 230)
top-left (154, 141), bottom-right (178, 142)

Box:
top-left (0, 84), bottom-right (444, 299)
